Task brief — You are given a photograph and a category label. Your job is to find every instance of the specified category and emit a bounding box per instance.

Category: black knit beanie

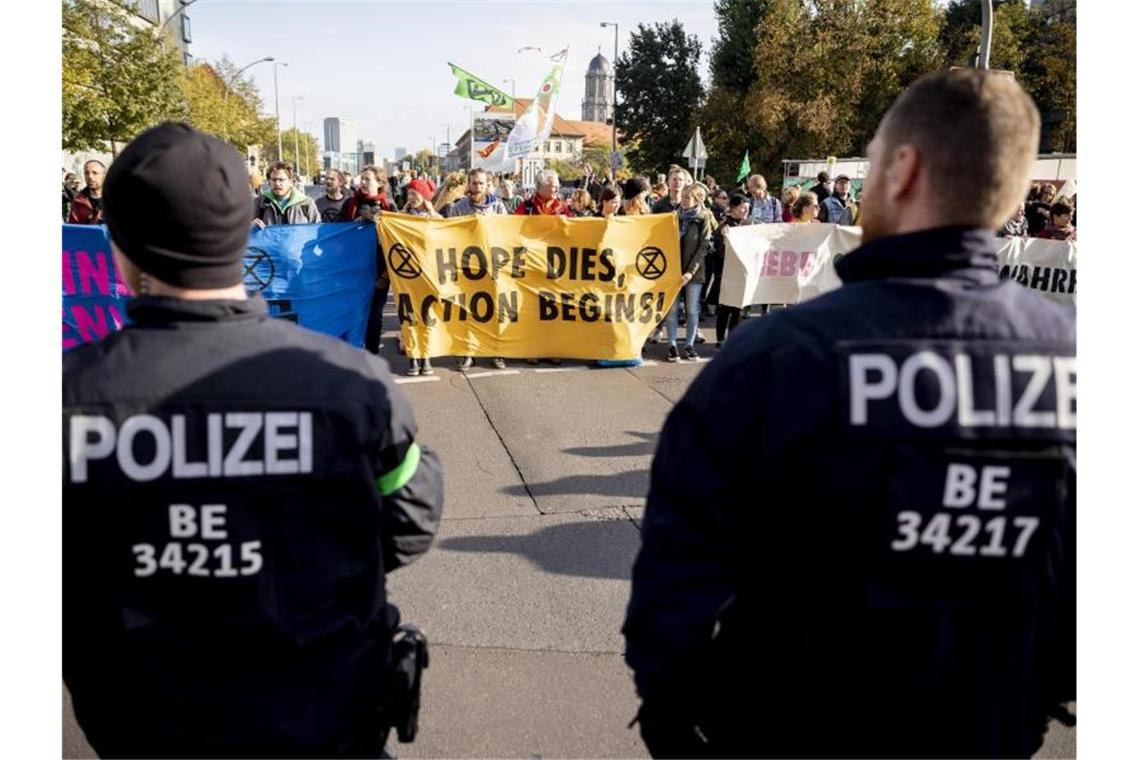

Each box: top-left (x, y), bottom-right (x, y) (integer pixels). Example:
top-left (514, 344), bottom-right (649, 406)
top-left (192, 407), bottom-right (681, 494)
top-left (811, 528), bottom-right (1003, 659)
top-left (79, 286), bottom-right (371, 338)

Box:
top-left (103, 122), bottom-right (251, 289)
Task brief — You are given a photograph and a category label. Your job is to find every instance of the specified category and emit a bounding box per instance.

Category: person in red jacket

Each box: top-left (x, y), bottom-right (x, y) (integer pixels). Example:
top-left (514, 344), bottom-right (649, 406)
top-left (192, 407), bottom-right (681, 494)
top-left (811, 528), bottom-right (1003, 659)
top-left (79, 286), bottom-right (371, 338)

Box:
top-left (344, 166), bottom-right (397, 355)
top-left (68, 160), bottom-right (107, 224)
top-left (515, 169), bottom-right (571, 216)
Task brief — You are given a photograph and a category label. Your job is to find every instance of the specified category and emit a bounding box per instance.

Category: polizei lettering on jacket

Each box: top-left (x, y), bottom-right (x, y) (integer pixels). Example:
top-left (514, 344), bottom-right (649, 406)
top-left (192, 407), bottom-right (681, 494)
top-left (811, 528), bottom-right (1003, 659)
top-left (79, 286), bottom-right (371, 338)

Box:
top-left (846, 349), bottom-right (1075, 431)
top-left (69, 412), bottom-right (313, 483)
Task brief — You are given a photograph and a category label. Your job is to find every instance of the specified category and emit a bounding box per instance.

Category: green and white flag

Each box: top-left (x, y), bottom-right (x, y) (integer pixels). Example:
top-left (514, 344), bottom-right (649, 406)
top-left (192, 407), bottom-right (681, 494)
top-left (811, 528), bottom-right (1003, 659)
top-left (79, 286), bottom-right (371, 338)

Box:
top-left (449, 62), bottom-right (514, 108)
top-left (736, 151), bottom-right (751, 183)
top-left (507, 49), bottom-right (568, 160)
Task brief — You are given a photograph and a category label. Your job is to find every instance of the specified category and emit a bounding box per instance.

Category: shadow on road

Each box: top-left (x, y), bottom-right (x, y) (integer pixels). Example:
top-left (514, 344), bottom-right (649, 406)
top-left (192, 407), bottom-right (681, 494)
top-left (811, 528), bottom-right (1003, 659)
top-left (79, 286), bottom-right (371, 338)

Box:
top-left (563, 431), bottom-right (658, 458)
top-left (501, 469), bottom-right (649, 500)
top-left (438, 520), bottom-right (639, 580)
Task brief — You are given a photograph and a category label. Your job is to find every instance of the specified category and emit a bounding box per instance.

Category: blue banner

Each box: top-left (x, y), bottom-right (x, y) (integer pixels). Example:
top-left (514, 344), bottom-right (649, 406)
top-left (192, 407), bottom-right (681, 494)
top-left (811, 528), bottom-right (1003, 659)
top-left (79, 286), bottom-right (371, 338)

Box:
top-left (245, 223), bottom-right (378, 346)
top-left (62, 223), bottom-right (378, 350)
top-left (62, 224), bottom-right (131, 350)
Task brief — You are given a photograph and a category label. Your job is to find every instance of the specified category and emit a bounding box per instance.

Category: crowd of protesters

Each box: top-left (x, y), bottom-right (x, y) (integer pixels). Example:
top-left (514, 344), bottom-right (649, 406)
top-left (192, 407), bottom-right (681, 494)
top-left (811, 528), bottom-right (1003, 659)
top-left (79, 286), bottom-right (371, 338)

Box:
top-left (63, 155), bottom-right (1075, 371)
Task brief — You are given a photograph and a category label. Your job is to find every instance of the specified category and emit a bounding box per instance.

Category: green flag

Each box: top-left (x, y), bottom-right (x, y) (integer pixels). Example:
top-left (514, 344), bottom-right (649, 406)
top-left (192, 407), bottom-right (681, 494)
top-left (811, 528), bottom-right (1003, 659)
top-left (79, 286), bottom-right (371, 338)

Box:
top-left (736, 151), bottom-right (751, 183)
top-left (449, 63), bottom-right (515, 108)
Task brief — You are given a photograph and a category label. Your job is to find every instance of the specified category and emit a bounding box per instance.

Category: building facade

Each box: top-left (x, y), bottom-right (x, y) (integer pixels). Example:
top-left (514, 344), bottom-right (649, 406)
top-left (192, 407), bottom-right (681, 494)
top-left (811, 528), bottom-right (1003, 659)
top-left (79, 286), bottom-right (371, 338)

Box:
top-left (581, 51), bottom-right (614, 124)
top-left (322, 117), bottom-right (361, 174)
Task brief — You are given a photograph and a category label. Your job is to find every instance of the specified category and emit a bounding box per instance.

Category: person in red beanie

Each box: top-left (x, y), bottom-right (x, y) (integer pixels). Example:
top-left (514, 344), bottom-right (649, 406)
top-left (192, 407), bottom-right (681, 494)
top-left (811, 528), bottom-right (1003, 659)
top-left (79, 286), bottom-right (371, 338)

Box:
top-left (403, 178), bottom-right (440, 217)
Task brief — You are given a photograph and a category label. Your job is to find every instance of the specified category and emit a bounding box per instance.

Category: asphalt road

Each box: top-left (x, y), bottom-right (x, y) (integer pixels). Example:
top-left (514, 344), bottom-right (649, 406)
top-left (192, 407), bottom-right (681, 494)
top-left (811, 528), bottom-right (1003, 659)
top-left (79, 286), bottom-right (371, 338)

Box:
top-left (63, 311), bottom-right (1076, 758)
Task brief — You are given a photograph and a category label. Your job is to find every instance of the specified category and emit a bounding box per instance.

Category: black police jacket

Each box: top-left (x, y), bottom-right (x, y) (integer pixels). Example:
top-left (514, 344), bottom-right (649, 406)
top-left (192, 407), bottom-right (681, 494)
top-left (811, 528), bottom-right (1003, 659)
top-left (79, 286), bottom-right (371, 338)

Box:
top-left (63, 295), bottom-right (444, 758)
top-left (623, 226), bottom-right (1075, 759)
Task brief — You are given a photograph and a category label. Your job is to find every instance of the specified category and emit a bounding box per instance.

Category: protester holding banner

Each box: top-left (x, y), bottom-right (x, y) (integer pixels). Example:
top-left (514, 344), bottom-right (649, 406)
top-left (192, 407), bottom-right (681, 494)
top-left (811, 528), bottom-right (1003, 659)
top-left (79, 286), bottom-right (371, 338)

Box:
top-left (663, 184), bottom-right (711, 362)
top-left (791, 191), bottom-right (821, 223)
top-left (1037, 199), bottom-right (1076, 241)
top-left (619, 177), bottom-right (651, 216)
top-left (252, 162), bottom-right (320, 227)
top-left (344, 165), bottom-right (397, 355)
top-left (625, 68), bottom-right (1074, 759)
top-left (402, 178), bottom-right (442, 219)
top-left (499, 178), bottom-right (522, 213)
top-left (68, 159), bottom-right (106, 225)
top-left (445, 168), bottom-right (508, 218)
top-left (63, 123), bottom-right (444, 758)
top-left (515, 169), bottom-right (571, 217)
top-left (446, 169), bottom-right (509, 371)
top-left (597, 186), bottom-right (622, 219)
top-left (568, 189), bottom-right (595, 217)
top-left (315, 169), bottom-right (349, 223)
top-left (711, 193), bottom-right (750, 346)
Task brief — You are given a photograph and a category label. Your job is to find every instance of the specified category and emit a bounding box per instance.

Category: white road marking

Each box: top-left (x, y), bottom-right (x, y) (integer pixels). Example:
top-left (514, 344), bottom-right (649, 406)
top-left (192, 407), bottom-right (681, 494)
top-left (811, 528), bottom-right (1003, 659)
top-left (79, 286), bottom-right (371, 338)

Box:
top-left (534, 365), bottom-right (590, 373)
top-left (393, 375), bottom-right (442, 384)
top-left (465, 370), bottom-right (522, 379)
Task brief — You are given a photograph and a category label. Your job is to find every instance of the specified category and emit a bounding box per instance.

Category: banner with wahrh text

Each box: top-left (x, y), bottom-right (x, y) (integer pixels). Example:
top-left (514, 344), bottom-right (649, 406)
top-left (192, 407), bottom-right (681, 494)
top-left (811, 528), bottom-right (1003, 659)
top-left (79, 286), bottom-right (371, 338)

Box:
top-left (720, 223), bottom-right (1077, 307)
top-left (378, 213), bottom-right (682, 360)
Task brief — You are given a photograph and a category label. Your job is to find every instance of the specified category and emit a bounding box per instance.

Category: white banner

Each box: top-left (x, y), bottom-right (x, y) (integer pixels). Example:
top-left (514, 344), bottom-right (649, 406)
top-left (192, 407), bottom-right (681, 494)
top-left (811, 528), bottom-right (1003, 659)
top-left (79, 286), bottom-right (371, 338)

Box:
top-left (472, 114), bottom-right (515, 171)
top-left (721, 224), bottom-right (1076, 307)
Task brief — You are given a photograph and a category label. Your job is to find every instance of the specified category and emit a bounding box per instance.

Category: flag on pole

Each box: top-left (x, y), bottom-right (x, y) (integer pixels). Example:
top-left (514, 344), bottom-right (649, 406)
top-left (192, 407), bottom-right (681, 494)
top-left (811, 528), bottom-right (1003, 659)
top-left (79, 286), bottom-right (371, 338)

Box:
top-left (736, 150), bottom-right (751, 183)
top-left (507, 49), bottom-right (569, 160)
top-left (448, 62), bottom-right (515, 108)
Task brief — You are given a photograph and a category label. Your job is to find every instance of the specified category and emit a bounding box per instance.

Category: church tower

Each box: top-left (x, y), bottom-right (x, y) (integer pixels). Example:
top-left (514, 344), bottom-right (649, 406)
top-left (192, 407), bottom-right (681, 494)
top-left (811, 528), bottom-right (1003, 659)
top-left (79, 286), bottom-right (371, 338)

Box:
top-left (582, 49), bottom-right (614, 123)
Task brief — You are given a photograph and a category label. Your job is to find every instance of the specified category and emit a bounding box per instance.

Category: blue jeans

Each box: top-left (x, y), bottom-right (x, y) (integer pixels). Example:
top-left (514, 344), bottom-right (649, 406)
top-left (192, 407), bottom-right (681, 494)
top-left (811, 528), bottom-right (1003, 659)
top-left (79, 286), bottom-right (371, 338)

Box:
top-left (666, 281), bottom-right (703, 347)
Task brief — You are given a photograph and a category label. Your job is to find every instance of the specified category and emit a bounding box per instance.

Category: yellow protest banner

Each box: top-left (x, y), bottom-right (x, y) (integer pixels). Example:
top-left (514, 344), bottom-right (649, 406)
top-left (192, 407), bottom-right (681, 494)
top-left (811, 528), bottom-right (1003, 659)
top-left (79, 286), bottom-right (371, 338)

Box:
top-left (378, 213), bottom-right (682, 360)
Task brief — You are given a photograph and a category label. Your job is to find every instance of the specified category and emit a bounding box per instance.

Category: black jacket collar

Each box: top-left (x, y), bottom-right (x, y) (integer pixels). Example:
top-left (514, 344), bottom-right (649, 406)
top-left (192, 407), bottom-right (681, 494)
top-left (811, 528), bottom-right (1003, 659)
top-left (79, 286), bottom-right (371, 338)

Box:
top-left (126, 295), bottom-right (268, 324)
top-left (836, 225), bottom-right (999, 285)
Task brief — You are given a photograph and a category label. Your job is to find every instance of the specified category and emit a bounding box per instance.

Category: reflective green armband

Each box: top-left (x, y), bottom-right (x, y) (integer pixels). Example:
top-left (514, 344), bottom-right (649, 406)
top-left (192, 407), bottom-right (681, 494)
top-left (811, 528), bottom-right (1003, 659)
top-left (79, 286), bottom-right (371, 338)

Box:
top-left (377, 441), bottom-right (421, 496)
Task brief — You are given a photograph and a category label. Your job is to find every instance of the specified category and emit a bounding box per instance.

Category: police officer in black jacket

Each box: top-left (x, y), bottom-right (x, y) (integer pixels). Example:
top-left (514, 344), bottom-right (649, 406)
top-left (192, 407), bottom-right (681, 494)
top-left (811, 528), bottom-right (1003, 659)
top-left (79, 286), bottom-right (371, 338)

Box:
top-left (63, 123), bottom-right (444, 758)
top-left (623, 70), bottom-right (1075, 758)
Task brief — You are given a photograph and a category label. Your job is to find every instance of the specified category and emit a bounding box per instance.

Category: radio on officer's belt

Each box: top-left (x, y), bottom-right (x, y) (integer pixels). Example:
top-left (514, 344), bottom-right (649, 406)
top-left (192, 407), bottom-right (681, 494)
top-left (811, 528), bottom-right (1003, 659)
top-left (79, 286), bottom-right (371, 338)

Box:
top-left (381, 623), bottom-right (430, 743)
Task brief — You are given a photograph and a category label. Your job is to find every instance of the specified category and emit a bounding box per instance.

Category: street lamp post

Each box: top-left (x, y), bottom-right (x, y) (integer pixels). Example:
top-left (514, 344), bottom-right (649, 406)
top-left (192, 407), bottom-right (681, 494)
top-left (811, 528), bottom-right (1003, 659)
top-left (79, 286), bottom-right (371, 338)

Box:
top-left (978, 0), bottom-right (994, 69)
top-left (292, 95), bottom-right (304, 178)
top-left (273, 61), bottom-right (288, 162)
top-left (222, 56), bottom-right (274, 142)
top-left (600, 21), bottom-right (619, 176)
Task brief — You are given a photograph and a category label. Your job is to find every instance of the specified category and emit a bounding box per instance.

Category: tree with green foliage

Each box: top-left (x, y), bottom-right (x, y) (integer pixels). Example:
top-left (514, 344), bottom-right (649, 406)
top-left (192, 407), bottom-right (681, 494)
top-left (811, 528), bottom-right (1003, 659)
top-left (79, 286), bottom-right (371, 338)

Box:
top-left (700, 0), bottom-right (769, 186)
top-left (699, 0), bottom-right (941, 184)
top-left (709, 0), bottom-right (768, 91)
top-left (615, 21), bottom-right (705, 174)
top-left (264, 128), bottom-right (321, 180)
top-left (180, 57), bottom-right (277, 156)
top-left (1018, 1), bottom-right (1077, 152)
top-left (62, 0), bottom-right (187, 156)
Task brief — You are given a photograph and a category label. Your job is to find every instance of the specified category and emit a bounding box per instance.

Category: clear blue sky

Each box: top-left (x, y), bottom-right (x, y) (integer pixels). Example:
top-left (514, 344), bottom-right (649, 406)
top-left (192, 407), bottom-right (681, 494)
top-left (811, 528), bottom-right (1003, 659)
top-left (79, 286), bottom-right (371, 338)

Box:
top-left (188, 0), bottom-right (718, 159)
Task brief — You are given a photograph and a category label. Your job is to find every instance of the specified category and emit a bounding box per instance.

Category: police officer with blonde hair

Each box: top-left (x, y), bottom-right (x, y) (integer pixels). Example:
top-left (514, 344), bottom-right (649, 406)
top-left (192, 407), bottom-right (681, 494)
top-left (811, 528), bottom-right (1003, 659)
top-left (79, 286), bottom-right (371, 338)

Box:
top-left (624, 69), bottom-right (1075, 758)
top-left (64, 123), bottom-right (443, 757)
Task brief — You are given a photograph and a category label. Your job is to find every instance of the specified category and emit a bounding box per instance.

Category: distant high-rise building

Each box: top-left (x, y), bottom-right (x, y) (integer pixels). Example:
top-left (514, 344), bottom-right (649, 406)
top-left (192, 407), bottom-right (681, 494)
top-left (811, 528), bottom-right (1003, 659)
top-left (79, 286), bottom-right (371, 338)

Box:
top-left (362, 142), bottom-right (376, 166)
top-left (582, 50), bottom-right (614, 123)
top-left (322, 117), bottom-right (361, 173)
top-left (395, 147), bottom-right (408, 161)
top-left (323, 117), bottom-right (357, 154)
